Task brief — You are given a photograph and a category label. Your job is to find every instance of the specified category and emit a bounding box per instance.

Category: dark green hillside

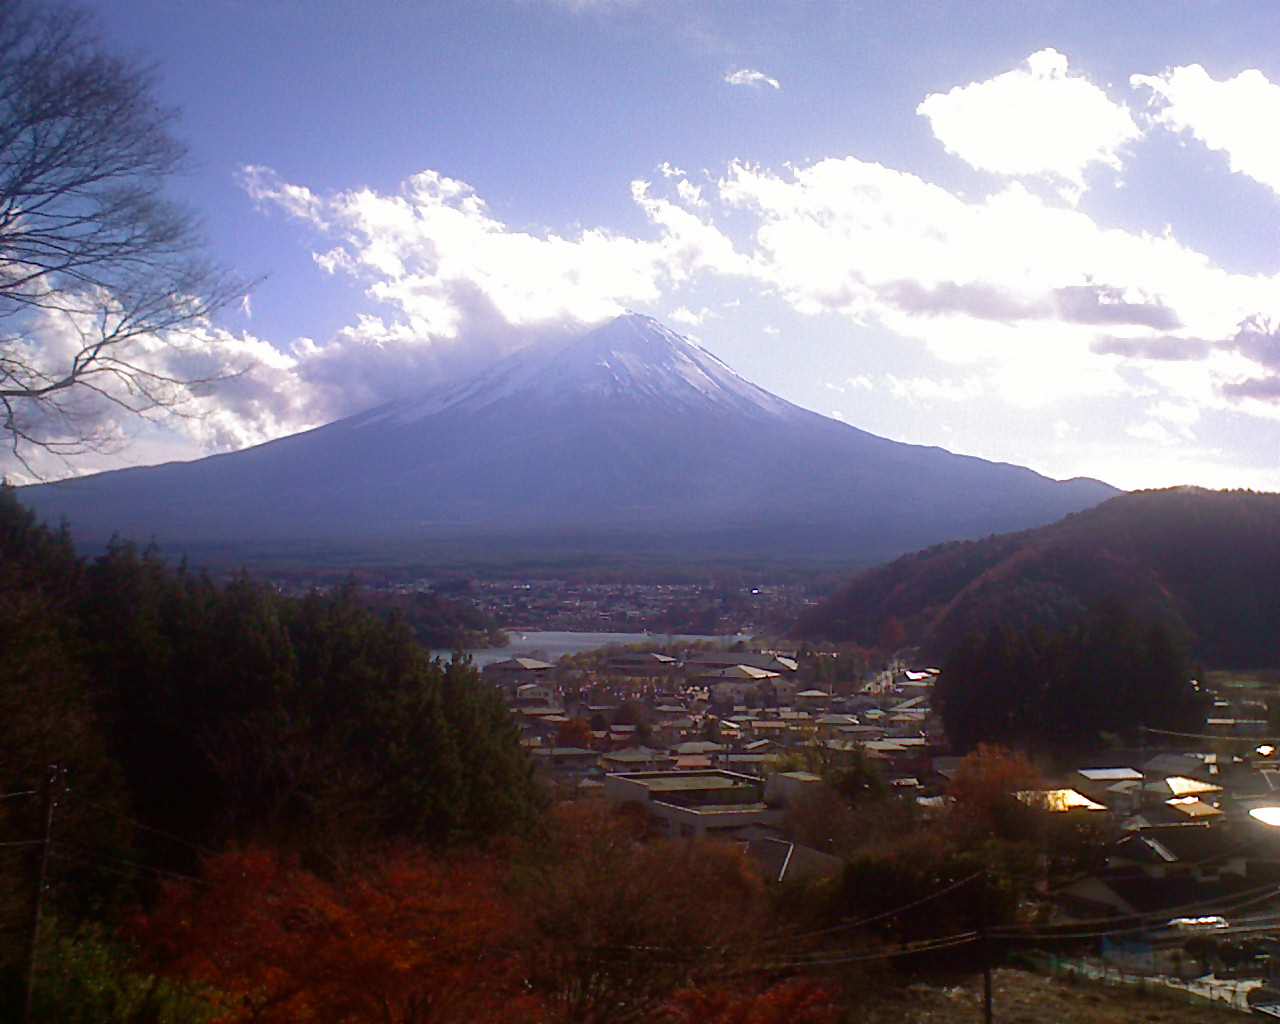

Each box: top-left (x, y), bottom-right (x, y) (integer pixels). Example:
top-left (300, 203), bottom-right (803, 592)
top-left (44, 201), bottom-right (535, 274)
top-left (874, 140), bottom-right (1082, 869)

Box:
top-left (795, 488), bottom-right (1280, 668)
top-left (0, 486), bottom-right (543, 869)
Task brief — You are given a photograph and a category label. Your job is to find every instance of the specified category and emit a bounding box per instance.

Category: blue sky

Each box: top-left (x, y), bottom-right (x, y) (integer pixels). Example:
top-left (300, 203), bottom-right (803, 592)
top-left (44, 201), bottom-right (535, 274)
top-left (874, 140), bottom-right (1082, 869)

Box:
top-left (38, 0), bottom-right (1280, 489)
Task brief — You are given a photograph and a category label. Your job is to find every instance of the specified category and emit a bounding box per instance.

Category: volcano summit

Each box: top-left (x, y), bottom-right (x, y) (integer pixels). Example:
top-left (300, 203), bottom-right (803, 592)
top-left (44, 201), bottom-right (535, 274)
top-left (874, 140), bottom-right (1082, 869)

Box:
top-left (20, 315), bottom-right (1116, 566)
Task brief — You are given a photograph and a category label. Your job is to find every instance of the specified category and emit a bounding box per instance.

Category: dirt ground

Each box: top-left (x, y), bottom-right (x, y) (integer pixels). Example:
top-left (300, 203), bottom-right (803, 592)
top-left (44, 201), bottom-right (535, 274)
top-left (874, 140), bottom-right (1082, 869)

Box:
top-left (854, 968), bottom-right (1241, 1022)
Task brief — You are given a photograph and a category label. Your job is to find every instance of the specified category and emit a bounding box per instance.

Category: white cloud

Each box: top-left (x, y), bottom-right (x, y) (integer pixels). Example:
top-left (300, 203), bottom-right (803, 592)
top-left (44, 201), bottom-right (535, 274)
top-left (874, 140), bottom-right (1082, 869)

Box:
top-left (1132, 64), bottom-right (1280, 195)
top-left (240, 165), bottom-right (327, 225)
top-left (669, 305), bottom-right (708, 326)
top-left (35, 114), bottom-right (1280, 482)
top-left (918, 49), bottom-right (1140, 196)
top-left (724, 68), bottom-right (781, 90)
top-left (232, 166), bottom-right (747, 423)
top-left (1126, 419), bottom-right (1181, 446)
top-left (885, 374), bottom-right (985, 403)
top-left (715, 156), bottom-right (1280, 412)
top-left (2, 305), bottom-right (315, 482)
top-left (676, 179), bottom-right (706, 207)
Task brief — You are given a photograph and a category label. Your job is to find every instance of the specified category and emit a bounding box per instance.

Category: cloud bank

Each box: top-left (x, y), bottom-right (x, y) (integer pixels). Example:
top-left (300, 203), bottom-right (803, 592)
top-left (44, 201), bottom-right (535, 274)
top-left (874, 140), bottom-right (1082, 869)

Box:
top-left (14, 48), bottom-right (1280, 483)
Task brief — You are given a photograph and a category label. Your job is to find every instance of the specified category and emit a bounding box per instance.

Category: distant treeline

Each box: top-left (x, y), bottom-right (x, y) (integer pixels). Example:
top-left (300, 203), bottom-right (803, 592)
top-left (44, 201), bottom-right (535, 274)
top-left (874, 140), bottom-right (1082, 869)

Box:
top-left (358, 588), bottom-right (508, 649)
top-left (795, 488), bottom-right (1280, 669)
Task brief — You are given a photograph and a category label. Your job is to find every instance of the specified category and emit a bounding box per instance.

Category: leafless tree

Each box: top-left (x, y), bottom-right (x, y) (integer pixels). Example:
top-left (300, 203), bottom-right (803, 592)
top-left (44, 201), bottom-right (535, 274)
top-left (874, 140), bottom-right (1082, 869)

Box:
top-left (0, 0), bottom-right (244, 474)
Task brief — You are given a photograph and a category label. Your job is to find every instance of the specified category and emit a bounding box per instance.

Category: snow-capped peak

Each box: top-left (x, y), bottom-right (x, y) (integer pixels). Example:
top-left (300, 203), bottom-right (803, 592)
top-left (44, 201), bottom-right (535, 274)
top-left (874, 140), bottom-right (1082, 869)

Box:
top-left (369, 314), bottom-right (801, 425)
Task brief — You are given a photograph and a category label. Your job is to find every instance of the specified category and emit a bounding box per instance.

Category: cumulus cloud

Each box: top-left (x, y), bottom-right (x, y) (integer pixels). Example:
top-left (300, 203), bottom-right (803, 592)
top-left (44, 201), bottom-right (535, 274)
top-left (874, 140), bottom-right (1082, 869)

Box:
top-left (33, 83), bottom-right (1280, 483)
top-left (3, 303), bottom-right (316, 482)
top-left (237, 166), bottom-right (745, 422)
top-left (918, 49), bottom-right (1140, 196)
top-left (715, 155), bottom-right (1280, 410)
top-left (1133, 65), bottom-right (1280, 195)
top-left (724, 68), bottom-right (781, 90)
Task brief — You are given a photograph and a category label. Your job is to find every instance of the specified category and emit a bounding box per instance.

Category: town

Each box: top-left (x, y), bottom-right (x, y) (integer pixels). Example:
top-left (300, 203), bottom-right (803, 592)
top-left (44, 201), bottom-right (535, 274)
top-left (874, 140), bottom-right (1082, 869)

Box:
top-left (487, 640), bottom-right (1280, 1015)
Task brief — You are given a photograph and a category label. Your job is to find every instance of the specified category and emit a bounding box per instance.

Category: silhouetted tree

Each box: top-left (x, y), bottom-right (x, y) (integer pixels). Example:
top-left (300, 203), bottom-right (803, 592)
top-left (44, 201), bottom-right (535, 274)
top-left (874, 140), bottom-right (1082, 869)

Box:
top-left (0, 0), bottom-right (242, 471)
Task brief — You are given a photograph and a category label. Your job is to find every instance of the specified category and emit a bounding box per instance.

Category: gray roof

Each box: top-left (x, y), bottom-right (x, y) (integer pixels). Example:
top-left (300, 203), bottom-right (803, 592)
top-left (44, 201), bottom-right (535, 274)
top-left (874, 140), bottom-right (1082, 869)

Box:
top-left (500, 657), bottom-right (555, 671)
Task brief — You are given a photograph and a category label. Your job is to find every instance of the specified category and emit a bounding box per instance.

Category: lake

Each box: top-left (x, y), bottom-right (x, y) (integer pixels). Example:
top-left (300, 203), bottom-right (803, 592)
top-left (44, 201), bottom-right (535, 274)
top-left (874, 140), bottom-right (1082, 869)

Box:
top-left (431, 629), bottom-right (750, 668)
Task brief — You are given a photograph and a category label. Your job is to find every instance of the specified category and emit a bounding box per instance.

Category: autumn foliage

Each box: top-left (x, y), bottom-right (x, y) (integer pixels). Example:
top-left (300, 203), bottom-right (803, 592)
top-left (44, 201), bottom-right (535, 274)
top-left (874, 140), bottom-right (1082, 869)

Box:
top-left (555, 717), bottom-right (595, 749)
top-left (130, 807), bottom-right (840, 1024)
top-left (135, 848), bottom-right (540, 1024)
top-left (947, 743), bottom-right (1041, 841)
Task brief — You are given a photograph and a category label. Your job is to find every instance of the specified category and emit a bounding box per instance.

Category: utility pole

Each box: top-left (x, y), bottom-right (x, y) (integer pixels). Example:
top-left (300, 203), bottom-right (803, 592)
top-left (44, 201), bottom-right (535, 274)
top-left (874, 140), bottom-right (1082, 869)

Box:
top-left (978, 870), bottom-right (993, 1024)
top-left (22, 764), bottom-right (60, 1024)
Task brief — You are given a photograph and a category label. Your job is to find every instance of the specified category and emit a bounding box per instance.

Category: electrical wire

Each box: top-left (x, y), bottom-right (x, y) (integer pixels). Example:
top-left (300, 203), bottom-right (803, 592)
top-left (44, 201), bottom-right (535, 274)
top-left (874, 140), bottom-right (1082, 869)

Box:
top-left (52, 839), bottom-right (211, 887)
top-left (757, 869), bottom-right (985, 948)
top-left (75, 797), bottom-right (218, 857)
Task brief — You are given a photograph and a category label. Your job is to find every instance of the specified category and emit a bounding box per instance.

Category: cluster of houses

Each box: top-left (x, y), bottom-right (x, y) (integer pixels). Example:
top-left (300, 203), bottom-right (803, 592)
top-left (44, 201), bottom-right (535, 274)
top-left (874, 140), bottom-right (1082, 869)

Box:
top-left (480, 647), bottom-right (942, 881)
top-left (486, 649), bottom-right (1280, 949)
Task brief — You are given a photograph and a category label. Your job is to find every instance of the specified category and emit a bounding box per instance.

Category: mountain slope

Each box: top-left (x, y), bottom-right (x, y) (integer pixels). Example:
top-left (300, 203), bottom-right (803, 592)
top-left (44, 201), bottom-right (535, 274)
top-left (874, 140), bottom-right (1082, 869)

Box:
top-left (19, 314), bottom-right (1117, 565)
top-left (795, 487), bottom-right (1280, 667)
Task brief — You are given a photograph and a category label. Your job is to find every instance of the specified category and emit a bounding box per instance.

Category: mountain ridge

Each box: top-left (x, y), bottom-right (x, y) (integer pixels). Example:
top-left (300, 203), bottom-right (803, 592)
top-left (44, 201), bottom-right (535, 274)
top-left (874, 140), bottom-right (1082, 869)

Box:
top-left (19, 314), bottom-right (1118, 566)
top-left (795, 486), bottom-right (1280, 667)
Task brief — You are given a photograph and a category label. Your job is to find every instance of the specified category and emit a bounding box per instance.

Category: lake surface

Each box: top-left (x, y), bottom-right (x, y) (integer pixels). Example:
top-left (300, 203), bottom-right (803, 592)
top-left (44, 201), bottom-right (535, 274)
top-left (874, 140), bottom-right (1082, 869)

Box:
top-left (431, 630), bottom-right (750, 668)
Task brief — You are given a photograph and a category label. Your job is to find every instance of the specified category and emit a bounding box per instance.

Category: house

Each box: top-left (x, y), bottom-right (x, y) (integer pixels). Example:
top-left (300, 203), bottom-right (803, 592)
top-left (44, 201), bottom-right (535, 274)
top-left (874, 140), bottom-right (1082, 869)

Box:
top-left (685, 651), bottom-right (799, 677)
top-left (1073, 767), bottom-right (1143, 806)
top-left (530, 746), bottom-right (599, 778)
top-left (814, 714), bottom-right (858, 739)
top-left (1109, 824), bottom-right (1247, 882)
top-left (604, 770), bottom-right (781, 838)
top-left (601, 746), bottom-right (676, 772)
top-left (745, 837), bottom-right (842, 884)
top-left (483, 657), bottom-right (555, 694)
top-left (1016, 788), bottom-right (1107, 814)
top-left (707, 666), bottom-right (780, 705)
top-left (764, 770), bottom-right (824, 808)
top-left (515, 681), bottom-right (556, 706)
top-left (606, 652), bottom-right (678, 677)
top-left (712, 752), bottom-right (777, 776)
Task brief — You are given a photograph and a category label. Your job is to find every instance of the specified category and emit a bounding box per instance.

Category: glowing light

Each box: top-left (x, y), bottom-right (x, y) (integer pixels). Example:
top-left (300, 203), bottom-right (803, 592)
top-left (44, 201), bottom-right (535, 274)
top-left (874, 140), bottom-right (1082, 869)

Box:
top-left (1250, 807), bottom-right (1280, 827)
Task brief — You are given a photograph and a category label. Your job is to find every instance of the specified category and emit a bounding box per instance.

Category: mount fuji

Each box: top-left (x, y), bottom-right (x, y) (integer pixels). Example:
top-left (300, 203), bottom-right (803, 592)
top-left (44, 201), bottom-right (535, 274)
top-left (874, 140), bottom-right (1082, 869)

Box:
top-left (19, 314), bottom-right (1117, 566)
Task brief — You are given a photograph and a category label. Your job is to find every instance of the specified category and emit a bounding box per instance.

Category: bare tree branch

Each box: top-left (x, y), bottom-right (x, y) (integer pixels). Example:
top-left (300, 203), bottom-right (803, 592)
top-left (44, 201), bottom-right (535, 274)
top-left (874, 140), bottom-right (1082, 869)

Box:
top-left (0, 0), bottom-right (247, 474)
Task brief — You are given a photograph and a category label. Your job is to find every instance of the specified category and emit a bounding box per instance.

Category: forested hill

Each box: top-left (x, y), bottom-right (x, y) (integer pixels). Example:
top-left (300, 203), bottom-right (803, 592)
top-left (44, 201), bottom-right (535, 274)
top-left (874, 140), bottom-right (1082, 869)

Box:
top-left (0, 485), bottom-right (543, 866)
top-left (795, 487), bottom-right (1280, 668)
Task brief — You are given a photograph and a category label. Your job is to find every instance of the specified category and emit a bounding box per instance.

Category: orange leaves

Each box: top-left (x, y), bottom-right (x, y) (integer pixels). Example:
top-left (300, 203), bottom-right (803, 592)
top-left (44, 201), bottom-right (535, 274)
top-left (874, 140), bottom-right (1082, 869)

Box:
top-left (947, 743), bottom-right (1042, 842)
top-left (555, 717), bottom-right (594, 750)
top-left (134, 809), bottom-right (829, 1024)
top-left (135, 848), bottom-right (540, 1024)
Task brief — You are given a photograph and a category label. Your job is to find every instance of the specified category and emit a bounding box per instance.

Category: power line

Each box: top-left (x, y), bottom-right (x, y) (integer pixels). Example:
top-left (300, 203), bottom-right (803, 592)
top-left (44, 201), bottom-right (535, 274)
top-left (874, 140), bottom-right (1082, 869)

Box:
top-left (1139, 725), bottom-right (1279, 744)
top-left (52, 840), bottom-right (211, 887)
top-left (758, 870), bottom-right (985, 949)
top-left (74, 797), bottom-right (218, 857)
top-left (992, 883), bottom-right (1280, 942)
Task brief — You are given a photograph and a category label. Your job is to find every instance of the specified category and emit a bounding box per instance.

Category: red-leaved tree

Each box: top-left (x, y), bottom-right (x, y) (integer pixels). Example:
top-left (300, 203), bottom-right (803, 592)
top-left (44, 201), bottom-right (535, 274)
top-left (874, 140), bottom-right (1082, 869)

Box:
top-left (134, 848), bottom-right (543, 1024)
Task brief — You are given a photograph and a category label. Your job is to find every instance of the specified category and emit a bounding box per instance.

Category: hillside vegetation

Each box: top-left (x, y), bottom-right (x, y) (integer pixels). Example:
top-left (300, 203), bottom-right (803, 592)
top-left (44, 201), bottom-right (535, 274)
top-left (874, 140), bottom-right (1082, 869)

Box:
top-left (795, 488), bottom-right (1280, 667)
